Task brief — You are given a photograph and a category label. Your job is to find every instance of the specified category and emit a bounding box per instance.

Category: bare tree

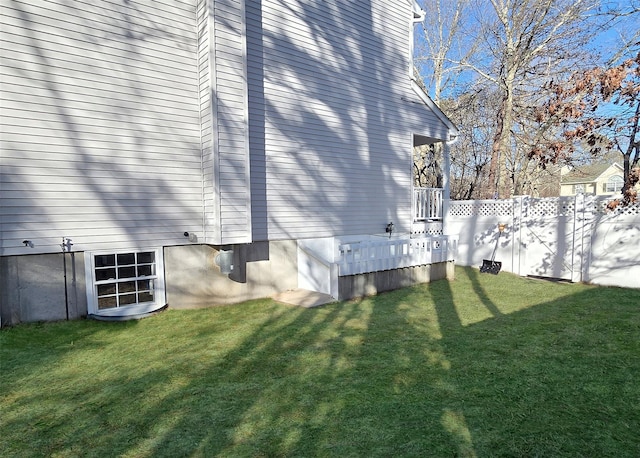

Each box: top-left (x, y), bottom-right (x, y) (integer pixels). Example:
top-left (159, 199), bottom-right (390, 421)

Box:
top-left (599, 0), bottom-right (640, 64)
top-left (439, 90), bottom-right (496, 199)
top-left (475, 0), bottom-right (601, 198)
top-left (413, 0), bottom-right (478, 196)
top-left (414, 0), bottom-right (604, 200)
top-left (413, 144), bottom-right (443, 188)
top-left (414, 0), bottom-right (475, 102)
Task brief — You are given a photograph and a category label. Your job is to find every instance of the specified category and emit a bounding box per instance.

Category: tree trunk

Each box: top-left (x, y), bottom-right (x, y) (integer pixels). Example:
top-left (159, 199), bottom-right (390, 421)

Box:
top-left (488, 71), bottom-right (515, 199)
top-left (487, 102), bottom-right (504, 199)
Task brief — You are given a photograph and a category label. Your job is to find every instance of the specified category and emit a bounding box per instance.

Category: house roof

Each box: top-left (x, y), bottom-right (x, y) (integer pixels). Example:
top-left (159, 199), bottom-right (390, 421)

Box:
top-left (410, 80), bottom-right (459, 142)
top-left (561, 162), bottom-right (623, 185)
top-left (412, 0), bottom-right (425, 20)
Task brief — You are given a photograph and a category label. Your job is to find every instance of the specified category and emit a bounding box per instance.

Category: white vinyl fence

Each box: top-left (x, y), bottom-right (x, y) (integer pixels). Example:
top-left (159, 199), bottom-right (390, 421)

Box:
top-left (448, 195), bottom-right (640, 289)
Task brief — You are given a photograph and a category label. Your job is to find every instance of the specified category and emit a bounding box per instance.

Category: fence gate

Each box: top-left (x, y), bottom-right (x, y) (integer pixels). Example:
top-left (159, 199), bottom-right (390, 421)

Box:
top-left (450, 195), bottom-right (639, 287)
top-left (518, 195), bottom-right (593, 282)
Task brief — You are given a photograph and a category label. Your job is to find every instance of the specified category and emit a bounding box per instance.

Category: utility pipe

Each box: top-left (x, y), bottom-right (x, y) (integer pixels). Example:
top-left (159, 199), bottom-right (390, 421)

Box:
top-left (61, 237), bottom-right (71, 320)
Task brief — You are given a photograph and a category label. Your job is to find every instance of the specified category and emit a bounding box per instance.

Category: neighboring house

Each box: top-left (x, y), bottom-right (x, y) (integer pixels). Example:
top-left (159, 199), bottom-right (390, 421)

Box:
top-left (0, 0), bottom-right (458, 326)
top-left (560, 162), bottom-right (630, 197)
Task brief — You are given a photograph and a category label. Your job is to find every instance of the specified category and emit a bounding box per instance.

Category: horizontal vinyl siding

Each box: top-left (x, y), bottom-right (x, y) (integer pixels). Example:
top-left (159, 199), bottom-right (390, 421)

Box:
top-left (200, 0), bottom-right (252, 245)
top-left (198, 0), bottom-right (217, 243)
top-left (213, 0), bottom-right (251, 244)
top-left (248, 0), bottom-right (447, 241)
top-left (1, 0), bottom-right (202, 255)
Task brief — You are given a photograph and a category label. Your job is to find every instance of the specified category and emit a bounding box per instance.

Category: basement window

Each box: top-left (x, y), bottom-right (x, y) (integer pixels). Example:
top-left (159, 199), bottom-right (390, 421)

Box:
top-left (85, 249), bottom-right (165, 316)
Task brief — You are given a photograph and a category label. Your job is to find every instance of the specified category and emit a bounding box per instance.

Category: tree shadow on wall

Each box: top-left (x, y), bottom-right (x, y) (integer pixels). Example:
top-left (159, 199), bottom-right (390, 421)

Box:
top-left (247, 0), bottom-right (420, 240)
top-left (5, 0), bottom-right (204, 255)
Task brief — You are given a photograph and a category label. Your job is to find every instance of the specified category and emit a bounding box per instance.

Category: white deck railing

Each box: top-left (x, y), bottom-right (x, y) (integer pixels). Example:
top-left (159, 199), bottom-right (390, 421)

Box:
top-left (337, 236), bottom-right (455, 276)
top-left (414, 187), bottom-right (443, 221)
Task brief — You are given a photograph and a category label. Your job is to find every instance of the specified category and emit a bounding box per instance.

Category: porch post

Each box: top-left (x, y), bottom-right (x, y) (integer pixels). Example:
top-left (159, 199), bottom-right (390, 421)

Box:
top-left (442, 140), bottom-right (452, 235)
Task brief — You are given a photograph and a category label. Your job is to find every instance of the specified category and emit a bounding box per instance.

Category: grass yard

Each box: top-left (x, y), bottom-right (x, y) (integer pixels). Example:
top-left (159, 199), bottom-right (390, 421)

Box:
top-left (1, 266), bottom-right (639, 457)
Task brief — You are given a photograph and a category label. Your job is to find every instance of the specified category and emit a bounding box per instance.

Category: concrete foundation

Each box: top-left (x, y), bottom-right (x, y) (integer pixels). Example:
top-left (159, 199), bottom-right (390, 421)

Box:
top-left (338, 260), bottom-right (454, 300)
top-left (163, 241), bottom-right (298, 309)
top-left (0, 241), bottom-right (298, 326)
top-left (1, 241), bottom-right (454, 326)
top-left (0, 252), bottom-right (87, 327)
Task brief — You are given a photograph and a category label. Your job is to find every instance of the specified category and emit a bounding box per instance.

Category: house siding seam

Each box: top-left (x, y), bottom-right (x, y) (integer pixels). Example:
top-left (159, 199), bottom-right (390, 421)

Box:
top-left (0, 0), bottom-right (203, 256)
top-left (247, 0), bottom-right (450, 241)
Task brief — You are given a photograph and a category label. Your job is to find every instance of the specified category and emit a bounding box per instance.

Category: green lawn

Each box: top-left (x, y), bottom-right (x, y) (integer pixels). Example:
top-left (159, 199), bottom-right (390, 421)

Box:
top-left (2, 266), bottom-right (639, 457)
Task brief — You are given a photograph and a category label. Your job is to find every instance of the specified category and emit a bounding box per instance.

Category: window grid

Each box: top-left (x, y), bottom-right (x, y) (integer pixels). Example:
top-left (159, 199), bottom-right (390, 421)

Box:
top-left (94, 251), bottom-right (157, 310)
top-left (605, 175), bottom-right (623, 193)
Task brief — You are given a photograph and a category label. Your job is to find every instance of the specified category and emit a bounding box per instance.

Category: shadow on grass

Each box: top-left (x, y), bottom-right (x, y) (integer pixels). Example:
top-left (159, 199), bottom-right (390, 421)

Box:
top-left (464, 267), bottom-right (504, 318)
top-left (1, 267), bottom-right (639, 457)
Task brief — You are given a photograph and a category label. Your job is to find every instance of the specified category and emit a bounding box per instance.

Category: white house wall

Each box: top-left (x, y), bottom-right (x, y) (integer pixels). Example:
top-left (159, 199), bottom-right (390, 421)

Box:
top-left (247, 0), bottom-right (452, 241)
top-left (2, 0), bottom-right (453, 256)
top-left (198, 0), bottom-right (252, 245)
top-left (1, 0), bottom-right (203, 256)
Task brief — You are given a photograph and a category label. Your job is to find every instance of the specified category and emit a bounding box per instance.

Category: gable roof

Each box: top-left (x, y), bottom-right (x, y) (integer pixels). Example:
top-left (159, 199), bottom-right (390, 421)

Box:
top-left (412, 0), bottom-right (425, 20)
top-left (561, 162), bottom-right (623, 185)
top-left (410, 80), bottom-right (459, 141)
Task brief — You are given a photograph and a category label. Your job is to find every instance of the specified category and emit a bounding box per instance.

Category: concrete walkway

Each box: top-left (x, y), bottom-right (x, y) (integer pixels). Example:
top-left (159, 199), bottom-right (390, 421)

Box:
top-left (272, 289), bottom-right (336, 308)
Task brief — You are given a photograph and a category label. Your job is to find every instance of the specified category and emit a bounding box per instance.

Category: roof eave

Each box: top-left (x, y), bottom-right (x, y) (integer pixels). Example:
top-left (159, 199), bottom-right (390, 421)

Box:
top-left (410, 79), bottom-right (459, 141)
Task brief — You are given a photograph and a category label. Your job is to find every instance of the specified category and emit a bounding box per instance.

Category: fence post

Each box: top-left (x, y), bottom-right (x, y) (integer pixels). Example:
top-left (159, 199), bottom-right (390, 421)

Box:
top-left (570, 194), bottom-right (581, 283)
top-left (442, 142), bottom-right (452, 236)
top-left (578, 194), bottom-right (595, 283)
top-left (512, 195), bottom-right (528, 276)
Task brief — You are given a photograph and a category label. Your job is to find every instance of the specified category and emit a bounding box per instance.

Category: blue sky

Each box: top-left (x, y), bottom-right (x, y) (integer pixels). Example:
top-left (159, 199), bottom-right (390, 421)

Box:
top-left (414, 0), bottom-right (639, 99)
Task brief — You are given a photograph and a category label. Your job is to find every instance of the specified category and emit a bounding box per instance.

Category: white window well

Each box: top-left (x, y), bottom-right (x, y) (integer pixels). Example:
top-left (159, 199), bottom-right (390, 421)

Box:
top-left (85, 249), bottom-right (166, 317)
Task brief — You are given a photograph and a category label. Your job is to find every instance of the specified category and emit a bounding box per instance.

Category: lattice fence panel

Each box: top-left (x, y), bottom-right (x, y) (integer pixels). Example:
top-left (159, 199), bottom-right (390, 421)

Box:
top-left (527, 197), bottom-right (575, 218)
top-left (412, 222), bottom-right (443, 236)
top-left (449, 200), bottom-right (513, 217)
top-left (595, 198), bottom-right (640, 215)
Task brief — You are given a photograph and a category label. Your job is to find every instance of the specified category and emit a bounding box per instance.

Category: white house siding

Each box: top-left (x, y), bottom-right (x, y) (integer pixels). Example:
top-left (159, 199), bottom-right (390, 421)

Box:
top-left (198, 0), bottom-right (252, 245)
top-left (0, 0), bottom-right (202, 256)
top-left (247, 0), bottom-right (452, 241)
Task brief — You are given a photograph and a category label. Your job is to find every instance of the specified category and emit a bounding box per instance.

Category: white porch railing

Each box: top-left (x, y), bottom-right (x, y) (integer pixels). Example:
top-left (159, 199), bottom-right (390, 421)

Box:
top-left (298, 234), bottom-right (459, 297)
top-left (337, 236), bottom-right (456, 276)
top-left (413, 187), bottom-right (443, 221)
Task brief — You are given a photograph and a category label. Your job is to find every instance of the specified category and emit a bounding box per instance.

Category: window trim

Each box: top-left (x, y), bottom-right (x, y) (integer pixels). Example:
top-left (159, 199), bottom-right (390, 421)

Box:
top-left (84, 248), bottom-right (166, 317)
top-left (605, 175), bottom-right (624, 193)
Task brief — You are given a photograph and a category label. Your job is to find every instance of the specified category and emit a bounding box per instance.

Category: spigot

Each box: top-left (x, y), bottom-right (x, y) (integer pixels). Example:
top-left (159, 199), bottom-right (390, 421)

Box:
top-left (60, 237), bottom-right (73, 252)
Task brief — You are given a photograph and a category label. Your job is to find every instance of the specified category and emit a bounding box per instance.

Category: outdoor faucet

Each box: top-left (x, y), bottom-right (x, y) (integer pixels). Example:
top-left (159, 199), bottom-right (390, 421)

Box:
top-left (60, 237), bottom-right (73, 252)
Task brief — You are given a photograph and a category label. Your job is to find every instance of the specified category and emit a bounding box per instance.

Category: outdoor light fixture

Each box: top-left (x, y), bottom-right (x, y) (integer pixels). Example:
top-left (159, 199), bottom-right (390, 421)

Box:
top-left (385, 222), bottom-right (394, 238)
